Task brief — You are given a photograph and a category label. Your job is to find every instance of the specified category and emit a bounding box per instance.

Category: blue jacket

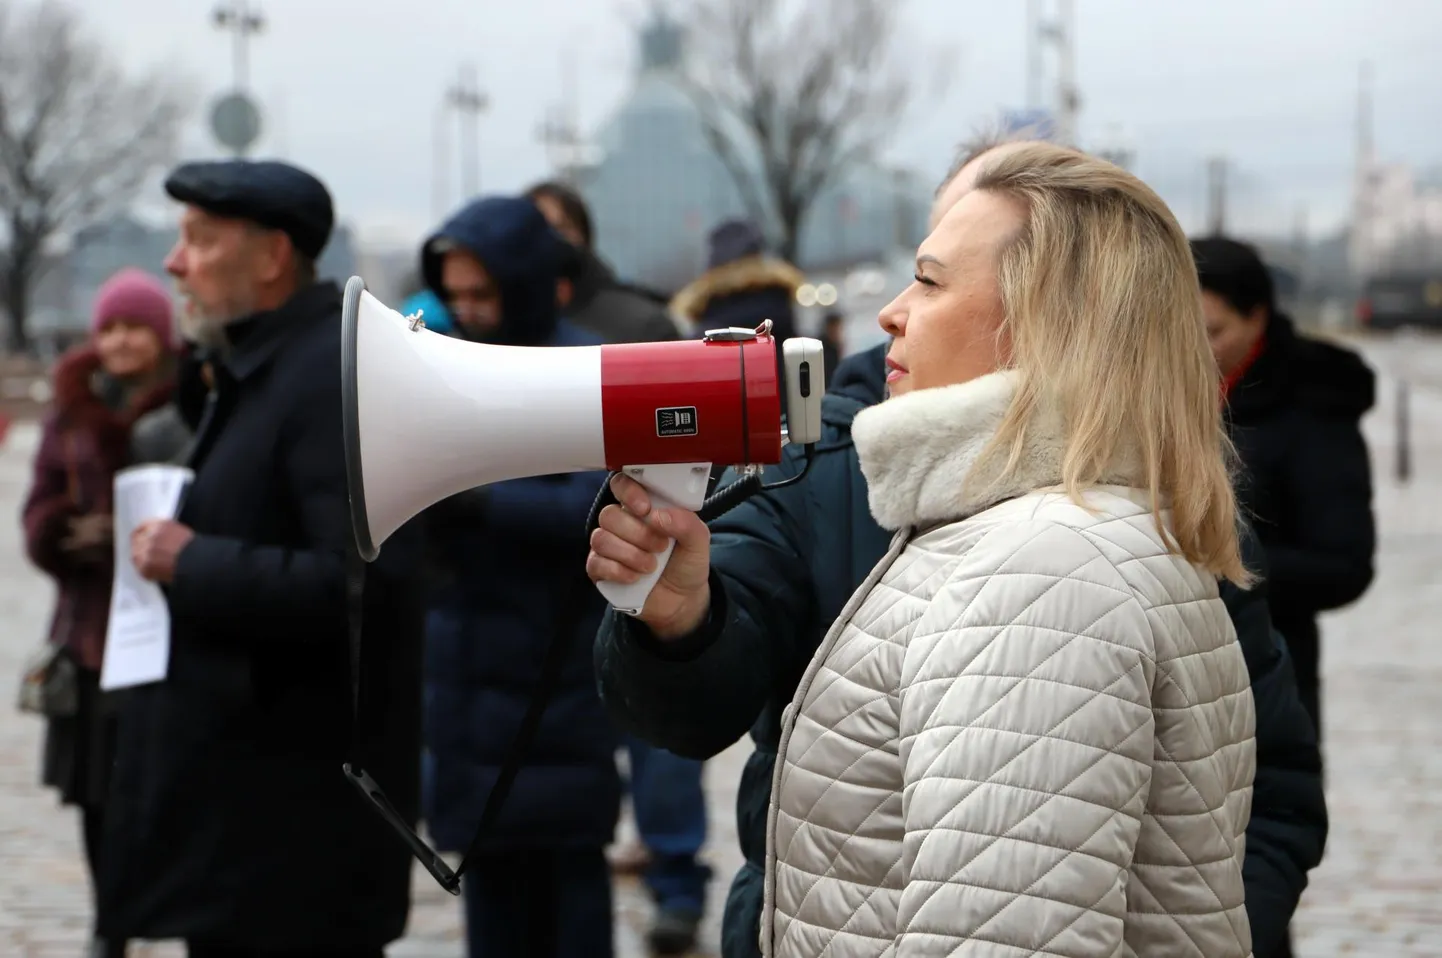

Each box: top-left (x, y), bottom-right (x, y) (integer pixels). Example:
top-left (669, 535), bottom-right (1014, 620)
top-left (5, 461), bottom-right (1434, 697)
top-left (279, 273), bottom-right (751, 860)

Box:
top-left (595, 343), bottom-right (1328, 958)
top-left (420, 197), bottom-right (617, 852)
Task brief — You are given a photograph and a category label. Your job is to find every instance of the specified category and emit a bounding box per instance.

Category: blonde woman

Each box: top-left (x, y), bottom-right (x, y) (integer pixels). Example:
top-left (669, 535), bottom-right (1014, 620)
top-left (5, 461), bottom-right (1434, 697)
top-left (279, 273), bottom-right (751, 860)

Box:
top-left (761, 142), bottom-right (1256, 956)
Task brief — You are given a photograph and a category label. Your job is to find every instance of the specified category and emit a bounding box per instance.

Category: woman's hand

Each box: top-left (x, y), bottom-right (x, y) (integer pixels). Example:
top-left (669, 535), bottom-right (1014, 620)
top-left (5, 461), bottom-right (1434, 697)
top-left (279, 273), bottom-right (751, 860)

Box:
top-left (60, 513), bottom-right (112, 556)
top-left (586, 473), bottom-right (712, 639)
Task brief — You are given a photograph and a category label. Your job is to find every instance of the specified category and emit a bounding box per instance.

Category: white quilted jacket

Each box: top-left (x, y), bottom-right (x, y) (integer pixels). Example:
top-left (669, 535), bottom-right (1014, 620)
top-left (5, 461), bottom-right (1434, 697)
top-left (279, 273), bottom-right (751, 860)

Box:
top-left (762, 372), bottom-right (1257, 958)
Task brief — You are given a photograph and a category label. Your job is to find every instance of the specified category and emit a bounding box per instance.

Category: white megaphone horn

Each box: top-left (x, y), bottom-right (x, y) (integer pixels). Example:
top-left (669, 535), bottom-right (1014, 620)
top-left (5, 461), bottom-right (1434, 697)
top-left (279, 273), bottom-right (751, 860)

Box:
top-left (340, 276), bottom-right (824, 615)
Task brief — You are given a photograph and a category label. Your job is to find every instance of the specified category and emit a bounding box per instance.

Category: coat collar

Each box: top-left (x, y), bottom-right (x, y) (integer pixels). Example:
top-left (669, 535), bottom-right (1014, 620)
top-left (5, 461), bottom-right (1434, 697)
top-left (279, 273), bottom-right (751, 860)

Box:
top-left (221, 281), bottom-right (341, 381)
top-left (852, 370), bottom-right (1146, 531)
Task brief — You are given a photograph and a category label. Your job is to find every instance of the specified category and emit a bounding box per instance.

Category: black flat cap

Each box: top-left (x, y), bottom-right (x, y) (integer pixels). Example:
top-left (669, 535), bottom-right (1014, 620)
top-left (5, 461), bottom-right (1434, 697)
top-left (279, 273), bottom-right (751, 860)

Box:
top-left (164, 159), bottom-right (335, 261)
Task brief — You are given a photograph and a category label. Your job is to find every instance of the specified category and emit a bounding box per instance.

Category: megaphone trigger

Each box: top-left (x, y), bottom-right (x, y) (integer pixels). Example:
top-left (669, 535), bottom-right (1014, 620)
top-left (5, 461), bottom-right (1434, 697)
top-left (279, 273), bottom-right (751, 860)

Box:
top-left (592, 461), bottom-right (712, 616)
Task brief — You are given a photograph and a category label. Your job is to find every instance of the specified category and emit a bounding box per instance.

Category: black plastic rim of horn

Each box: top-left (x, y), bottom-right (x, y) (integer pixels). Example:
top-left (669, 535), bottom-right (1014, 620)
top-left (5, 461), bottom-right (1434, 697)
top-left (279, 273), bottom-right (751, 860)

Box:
top-left (341, 275), bottom-right (380, 562)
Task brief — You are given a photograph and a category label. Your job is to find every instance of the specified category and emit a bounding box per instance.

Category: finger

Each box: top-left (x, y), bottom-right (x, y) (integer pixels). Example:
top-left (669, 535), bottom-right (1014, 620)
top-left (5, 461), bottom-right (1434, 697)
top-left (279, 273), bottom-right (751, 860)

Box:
top-left (585, 552), bottom-right (642, 586)
top-left (648, 507), bottom-right (711, 552)
top-left (596, 504), bottom-right (671, 553)
top-left (607, 474), bottom-right (652, 517)
top-left (589, 527), bottom-right (659, 575)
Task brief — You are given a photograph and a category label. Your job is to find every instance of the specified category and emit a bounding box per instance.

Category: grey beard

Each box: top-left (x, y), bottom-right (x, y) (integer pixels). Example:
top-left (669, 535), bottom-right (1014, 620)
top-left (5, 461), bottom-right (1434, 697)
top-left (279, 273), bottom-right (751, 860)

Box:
top-left (179, 300), bottom-right (249, 354)
top-left (189, 320), bottom-right (231, 353)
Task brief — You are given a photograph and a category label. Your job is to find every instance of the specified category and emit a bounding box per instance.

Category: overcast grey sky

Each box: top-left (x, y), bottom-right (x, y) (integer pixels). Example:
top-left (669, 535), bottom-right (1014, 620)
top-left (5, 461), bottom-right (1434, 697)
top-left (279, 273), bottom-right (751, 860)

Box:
top-left (71, 0), bottom-right (1442, 249)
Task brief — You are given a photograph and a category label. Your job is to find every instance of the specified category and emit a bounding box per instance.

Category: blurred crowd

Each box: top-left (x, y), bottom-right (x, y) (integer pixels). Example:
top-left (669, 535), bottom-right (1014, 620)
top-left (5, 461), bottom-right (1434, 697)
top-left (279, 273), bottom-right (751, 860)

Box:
top-left (15, 131), bottom-right (1376, 958)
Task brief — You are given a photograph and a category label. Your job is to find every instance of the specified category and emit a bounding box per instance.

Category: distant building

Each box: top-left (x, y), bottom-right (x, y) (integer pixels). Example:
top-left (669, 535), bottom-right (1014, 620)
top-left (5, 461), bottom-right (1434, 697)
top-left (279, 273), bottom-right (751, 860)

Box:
top-left (1351, 161), bottom-right (1442, 279)
top-left (573, 8), bottom-right (930, 293)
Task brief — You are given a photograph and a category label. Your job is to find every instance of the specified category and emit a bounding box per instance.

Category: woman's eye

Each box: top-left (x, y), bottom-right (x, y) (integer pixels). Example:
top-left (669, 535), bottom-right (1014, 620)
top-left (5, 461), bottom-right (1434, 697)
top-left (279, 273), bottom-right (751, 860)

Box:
top-left (914, 274), bottom-right (937, 288)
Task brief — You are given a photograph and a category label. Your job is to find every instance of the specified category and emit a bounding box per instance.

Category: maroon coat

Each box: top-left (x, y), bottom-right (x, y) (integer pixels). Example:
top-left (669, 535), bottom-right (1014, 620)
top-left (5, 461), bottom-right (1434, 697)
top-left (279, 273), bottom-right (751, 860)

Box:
top-left (21, 345), bottom-right (174, 671)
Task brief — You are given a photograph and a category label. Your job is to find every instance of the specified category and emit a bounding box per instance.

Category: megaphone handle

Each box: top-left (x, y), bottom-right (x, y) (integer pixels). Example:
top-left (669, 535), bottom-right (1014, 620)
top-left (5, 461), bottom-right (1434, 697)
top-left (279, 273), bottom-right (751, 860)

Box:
top-left (594, 461), bottom-right (711, 617)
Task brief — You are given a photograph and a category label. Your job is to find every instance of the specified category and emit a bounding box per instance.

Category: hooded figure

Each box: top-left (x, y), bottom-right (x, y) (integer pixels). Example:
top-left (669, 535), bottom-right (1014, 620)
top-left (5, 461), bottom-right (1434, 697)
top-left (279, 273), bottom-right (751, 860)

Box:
top-left (418, 196), bottom-right (620, 958)
top-left (669, 219), bottom-right (804, 343)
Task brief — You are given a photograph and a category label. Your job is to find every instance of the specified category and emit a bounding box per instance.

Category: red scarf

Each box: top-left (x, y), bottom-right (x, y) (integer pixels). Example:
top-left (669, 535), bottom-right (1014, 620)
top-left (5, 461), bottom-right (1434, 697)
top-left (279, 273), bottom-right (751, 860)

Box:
top-left (1221, 334), bottom-right (1266, 401)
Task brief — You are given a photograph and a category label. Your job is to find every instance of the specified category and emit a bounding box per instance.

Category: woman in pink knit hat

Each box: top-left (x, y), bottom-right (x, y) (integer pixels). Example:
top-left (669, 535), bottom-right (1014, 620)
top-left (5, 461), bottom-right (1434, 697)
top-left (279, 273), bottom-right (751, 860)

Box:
top-left (19, 267), bottom-right (180, 958)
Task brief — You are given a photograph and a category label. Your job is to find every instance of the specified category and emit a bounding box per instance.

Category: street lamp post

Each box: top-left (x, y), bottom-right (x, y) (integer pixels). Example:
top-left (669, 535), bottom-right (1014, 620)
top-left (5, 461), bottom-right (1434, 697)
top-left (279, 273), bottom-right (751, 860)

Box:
top-left (446, 65), bottom-right (488, 199)
top-left (213, 1), bottom-right (265, 94)
top-left (210, 2), bottom-right (265, 157)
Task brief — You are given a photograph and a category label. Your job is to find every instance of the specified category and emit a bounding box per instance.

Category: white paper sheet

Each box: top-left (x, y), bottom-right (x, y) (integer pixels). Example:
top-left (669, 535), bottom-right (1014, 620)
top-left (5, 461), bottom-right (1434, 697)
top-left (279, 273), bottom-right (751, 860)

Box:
top-left (99, 464), bottom-right (194, 691)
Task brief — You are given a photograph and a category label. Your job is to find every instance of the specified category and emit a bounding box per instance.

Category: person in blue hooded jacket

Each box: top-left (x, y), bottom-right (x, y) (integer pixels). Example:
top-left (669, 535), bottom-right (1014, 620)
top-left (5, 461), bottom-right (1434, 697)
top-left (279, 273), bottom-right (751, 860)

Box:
top-left (418, 195), bottom-right (619, 958)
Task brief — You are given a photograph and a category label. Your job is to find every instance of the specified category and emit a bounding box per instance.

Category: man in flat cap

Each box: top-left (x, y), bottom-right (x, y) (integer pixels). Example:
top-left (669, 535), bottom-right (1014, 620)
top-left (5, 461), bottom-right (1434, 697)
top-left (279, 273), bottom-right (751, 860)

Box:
top-left (97, 159), bottom-right (428, 958)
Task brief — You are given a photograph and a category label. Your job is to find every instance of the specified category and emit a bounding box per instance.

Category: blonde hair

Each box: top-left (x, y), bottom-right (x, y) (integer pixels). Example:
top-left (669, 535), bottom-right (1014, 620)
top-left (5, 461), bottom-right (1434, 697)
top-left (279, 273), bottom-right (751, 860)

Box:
top-left (936, 124), bottom-right (1044, 196)
top-left (969, 142), bottom-right (1250, 585)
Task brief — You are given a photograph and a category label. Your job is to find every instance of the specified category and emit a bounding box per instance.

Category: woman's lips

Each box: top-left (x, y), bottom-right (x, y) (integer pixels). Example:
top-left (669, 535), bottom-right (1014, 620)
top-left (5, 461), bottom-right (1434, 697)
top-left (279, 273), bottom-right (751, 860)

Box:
top-left (886, 357), bottom-right (907, 383)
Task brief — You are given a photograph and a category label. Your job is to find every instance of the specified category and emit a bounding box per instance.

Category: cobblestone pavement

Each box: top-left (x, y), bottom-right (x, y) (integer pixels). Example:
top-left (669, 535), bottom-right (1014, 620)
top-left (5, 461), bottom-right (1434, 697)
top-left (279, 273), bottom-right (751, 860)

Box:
top-left (1289, 336), bottom-right (1442, 958)
top-left (0, 333), bottom-right (1437, 957)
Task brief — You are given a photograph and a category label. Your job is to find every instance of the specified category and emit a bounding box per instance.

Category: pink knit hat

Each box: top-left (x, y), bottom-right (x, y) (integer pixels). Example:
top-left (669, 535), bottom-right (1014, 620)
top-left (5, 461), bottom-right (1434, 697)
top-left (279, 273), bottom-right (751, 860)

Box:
top-left (91, 268), bottom-right (175, 349)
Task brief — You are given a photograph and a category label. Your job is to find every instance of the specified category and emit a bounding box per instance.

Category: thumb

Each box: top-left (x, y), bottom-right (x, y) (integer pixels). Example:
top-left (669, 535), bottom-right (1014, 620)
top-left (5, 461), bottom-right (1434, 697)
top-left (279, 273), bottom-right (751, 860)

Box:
top-left (652, 506), bottom-right (709, 554)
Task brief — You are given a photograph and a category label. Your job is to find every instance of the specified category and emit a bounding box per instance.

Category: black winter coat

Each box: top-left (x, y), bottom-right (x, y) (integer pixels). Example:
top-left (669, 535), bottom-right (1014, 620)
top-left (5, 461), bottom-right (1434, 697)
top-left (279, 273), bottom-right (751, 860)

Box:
top-left (98, 282), bottom-right (428, 951)
top-left (1227, 314), bottom-right (1376, 706)
top-left (563, 247), bottom-right (681, 344)
top-left (595, 344), bottom-right (1329, 958)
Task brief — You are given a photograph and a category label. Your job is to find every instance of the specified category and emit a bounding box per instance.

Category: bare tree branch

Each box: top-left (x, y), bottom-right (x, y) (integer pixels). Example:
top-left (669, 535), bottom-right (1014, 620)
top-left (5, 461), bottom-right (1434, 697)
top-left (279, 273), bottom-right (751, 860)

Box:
top-left (677, 0), bottom-right (922, 263)
top-left (0, 0), bottom-right (192, 352)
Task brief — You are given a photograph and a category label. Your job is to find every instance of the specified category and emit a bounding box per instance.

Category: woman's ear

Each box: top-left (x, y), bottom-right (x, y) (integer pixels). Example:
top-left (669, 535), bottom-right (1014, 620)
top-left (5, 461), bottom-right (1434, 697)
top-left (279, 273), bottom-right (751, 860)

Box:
top-left (556, 277), bottom-right (573, 310)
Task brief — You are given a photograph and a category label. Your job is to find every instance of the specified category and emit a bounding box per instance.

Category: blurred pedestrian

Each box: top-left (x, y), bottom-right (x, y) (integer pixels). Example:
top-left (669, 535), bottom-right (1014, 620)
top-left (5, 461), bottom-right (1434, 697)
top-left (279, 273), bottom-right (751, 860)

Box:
top-left (669, 219), bottom-right (802, 346)
top-left (418, 195), bottom-right (620, 958)
top-left (527, 179), bottom-right (710, 953)
top-left (818, 310), bottom-right (845, 387)
top-left (20, 267), bottom-right (178, 958)
top-left (527, 180), bottom-right (682, 343)
top-left (98, 159), bottom-right (429, 958)
top-left (1196, 235), bottom-right (1377, 736)
top-left (1196, 236), bottom-right (1375, 958)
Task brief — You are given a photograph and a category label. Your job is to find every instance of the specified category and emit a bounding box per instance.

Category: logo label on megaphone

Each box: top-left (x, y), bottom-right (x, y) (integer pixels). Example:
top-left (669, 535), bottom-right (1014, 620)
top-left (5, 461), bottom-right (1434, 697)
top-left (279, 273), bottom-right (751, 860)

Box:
top-left (656, 406), bottom-right (698, 438)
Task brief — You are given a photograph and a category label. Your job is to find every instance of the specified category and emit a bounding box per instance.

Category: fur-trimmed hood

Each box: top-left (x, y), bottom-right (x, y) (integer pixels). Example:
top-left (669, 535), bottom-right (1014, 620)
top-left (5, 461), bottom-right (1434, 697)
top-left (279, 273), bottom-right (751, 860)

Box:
top-left (852, 371), bottom-right (1147, 531)
top-left (669, 255), bottom-right (806, 321)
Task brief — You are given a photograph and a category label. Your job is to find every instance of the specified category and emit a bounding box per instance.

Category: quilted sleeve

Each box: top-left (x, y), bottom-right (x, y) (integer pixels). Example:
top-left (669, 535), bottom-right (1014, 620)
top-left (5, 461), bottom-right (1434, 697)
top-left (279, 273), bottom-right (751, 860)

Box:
top-left (896, 521), bottom-right (1156, 956)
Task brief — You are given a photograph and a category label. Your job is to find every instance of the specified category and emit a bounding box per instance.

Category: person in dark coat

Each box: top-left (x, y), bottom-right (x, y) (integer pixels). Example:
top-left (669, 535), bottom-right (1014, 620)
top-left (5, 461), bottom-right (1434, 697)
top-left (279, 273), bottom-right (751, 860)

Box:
top-left (21, 267), bottom-right (179, 958)
top-left (1196, 237), bottom-right (1375, 958)
top-left (100, 159), bottom-right (428, 958)
top-left (818, 310), bottom-right (845, 388)
top-left (1194, 236), bottom-right (1377, 738)
top-left (527, 179), bottom-right (711, 954)
top-left (587, 144), bottom-right (1329, 958)
top-left (527, 179), bottom-right (683, 344)
top-left (417, 195), bottom-right (620, 958)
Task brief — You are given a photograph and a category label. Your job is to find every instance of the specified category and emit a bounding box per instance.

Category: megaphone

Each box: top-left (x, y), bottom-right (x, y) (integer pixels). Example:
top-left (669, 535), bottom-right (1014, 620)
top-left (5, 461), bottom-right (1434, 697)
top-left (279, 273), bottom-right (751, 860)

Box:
top-left (341, 276), bottom-right (824, 615)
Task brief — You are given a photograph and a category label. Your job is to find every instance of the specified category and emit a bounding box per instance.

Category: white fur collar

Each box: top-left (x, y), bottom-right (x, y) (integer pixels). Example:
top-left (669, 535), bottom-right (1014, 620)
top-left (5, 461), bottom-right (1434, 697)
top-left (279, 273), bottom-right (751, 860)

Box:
top-left (852, 370), bottom-right (1144, 530)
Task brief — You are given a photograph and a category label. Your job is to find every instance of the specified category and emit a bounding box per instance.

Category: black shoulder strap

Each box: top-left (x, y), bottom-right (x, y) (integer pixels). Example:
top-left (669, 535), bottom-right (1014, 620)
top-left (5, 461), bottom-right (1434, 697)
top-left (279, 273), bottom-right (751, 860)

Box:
top-left (342, 485), bottom-right (611, 895)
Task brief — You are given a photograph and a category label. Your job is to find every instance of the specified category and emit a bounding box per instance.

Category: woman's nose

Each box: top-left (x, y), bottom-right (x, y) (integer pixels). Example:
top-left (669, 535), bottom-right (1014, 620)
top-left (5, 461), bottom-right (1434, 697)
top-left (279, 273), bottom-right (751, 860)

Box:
top-left (878, 296), bottom-right (906, 337)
